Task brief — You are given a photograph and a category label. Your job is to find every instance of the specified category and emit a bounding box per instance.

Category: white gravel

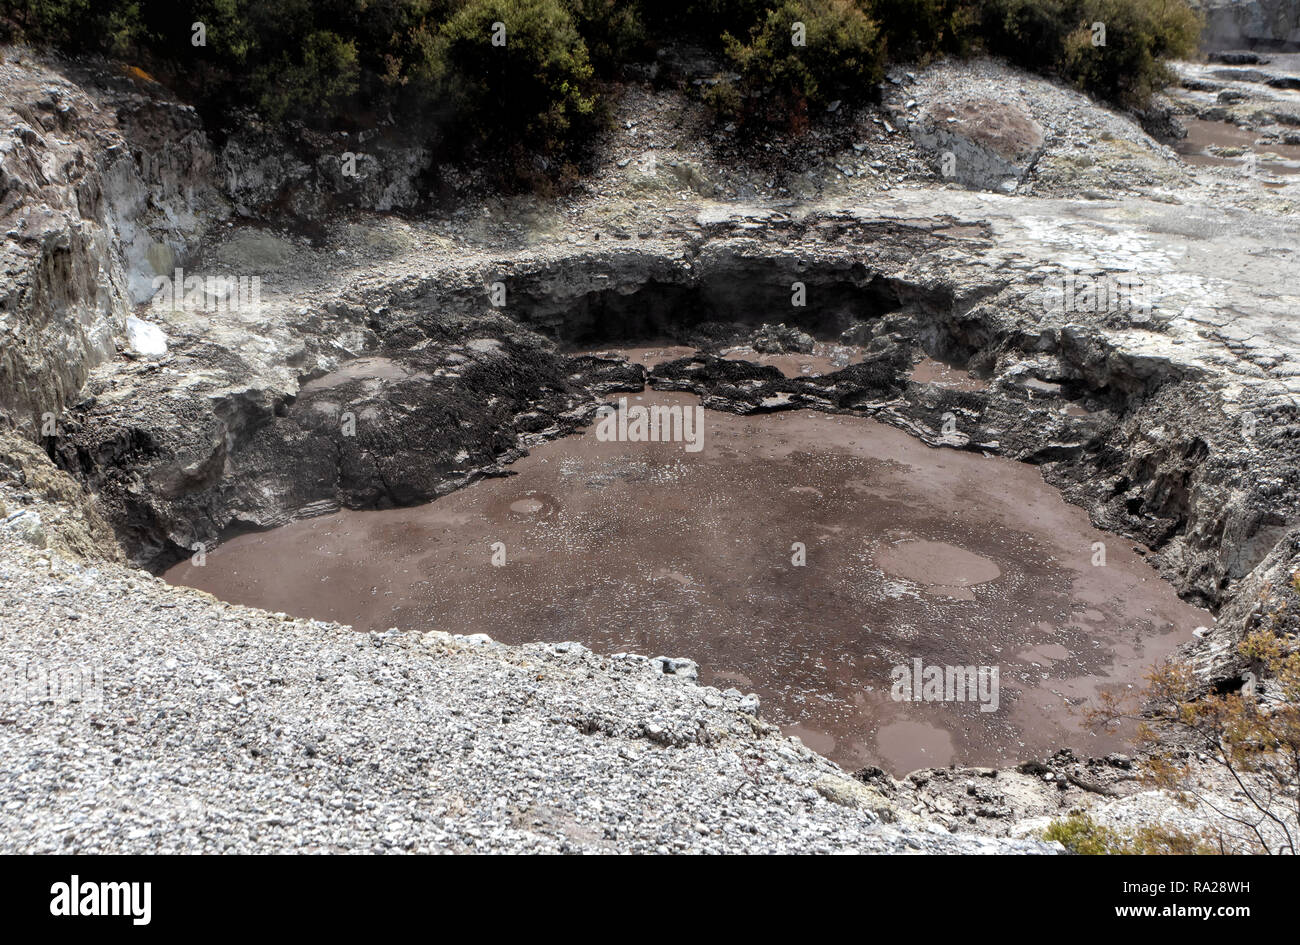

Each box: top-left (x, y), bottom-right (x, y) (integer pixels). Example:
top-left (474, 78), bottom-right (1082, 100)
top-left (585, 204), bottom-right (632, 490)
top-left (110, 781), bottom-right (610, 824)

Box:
top-left (0, 536), bottom-right (1056, 854)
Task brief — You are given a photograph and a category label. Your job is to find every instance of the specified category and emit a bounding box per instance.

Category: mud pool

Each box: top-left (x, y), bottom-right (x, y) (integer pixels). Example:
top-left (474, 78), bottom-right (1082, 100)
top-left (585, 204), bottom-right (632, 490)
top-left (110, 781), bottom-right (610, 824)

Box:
top-left (166, 357), bottom-right (1211, 775)
top-left (1175, 118), bottom-right (1300, 177)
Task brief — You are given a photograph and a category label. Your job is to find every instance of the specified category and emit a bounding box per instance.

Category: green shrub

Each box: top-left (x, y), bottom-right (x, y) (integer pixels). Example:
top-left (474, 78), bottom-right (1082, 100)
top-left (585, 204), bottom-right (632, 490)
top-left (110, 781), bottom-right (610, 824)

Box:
top-left (561, 0), bottom-right (646, 74)
top-left (868, 0), bottom-right (976, 60)
top-left (251, 29), bottom-right (360, 121)
top-left (0, 0), bottom-right (1206, 172)
top-left (1061, 0), bottom-right (1201, 106)
top-left (0, 0), bottom-right (146, 54)
top-left (641, 1), bottom-right (771, 45)
top-left (1044, 813), bottom-right (1221, 855)
top-left (430, 0), bottom-right (597, 157)
top-left (711, 0), bottom-right (884, 129)
top-left (979, 0), bottom-right (1201, 107)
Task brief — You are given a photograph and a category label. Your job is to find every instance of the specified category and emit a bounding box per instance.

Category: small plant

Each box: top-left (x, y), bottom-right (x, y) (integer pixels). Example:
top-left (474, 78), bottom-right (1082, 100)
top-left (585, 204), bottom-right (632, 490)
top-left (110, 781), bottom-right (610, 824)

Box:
top-left (1089, 629), bottom-right (1300, 854)
top-left (1044, 813), bottom-right (1221, 855)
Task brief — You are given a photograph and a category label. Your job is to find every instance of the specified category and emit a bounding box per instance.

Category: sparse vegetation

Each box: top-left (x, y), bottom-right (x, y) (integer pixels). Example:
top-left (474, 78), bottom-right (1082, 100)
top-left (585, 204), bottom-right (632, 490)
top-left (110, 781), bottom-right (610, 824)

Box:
top-left (1086, 627), bottom-right (1300, 855)
top-left (1044, 813), bottom-right (1221, 855)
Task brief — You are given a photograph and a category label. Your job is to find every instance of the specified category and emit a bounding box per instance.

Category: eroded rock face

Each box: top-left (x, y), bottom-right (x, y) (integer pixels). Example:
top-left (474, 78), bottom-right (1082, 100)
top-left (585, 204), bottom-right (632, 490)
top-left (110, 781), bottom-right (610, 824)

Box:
top-left (220, 120), bottom-right (431, 220)
top-left (0, 53), bottom-right (228, 435)
top-left (1195, 0), bottom-right (1300, 51)
top-left (0, 58), bottom-right (126, 434)
top-left (0, 430), bottom-right (120, 561)
top-left (98, 87), bottom-right (229, 303)
top-left (49, 296), bottom-right (643, 567)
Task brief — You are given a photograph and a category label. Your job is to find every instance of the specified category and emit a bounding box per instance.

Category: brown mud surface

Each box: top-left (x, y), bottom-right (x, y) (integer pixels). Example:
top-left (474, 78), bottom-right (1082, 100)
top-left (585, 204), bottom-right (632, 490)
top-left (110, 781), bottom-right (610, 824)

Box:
top-left (1176, 118), bottom-right (1300, 175)
top-left (167, 375), bottom-right (1210, 775)
top-left (908, 356), bottom-right (987, 392)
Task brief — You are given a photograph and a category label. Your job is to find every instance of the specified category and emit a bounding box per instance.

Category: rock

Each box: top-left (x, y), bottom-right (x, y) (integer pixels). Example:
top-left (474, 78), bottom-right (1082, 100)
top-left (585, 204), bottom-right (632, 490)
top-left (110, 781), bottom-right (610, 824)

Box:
top-left (1195, 0), bottom-right (1300, 51)
top-left (4, 510), bottom-right (46, 548)
top-left (125, 317), bottom-right (167, 358)
top-left (814, 775), bottom-right (899, 822)
top-left (0, 56), bottom-right (227, 436)
top-left (752, 323), bottom-right (816, 354)
top-left (1208, 52), bottom-right (1268, 65)
top-left (910, 98), bottom-right (1044, 192)
top-left (650, 656), bottom-right (700, 682)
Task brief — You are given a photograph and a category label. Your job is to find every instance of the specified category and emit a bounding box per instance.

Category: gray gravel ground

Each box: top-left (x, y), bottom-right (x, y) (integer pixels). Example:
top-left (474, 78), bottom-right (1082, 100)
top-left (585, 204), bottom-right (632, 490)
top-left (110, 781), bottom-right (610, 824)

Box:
top-left (0, 536), bottom-right (1057, 854)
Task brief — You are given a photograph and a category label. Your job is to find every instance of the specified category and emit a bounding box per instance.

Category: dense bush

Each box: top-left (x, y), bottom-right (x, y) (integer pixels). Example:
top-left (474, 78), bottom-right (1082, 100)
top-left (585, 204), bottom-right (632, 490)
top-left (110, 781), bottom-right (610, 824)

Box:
top-left (869, 0), bottom-right (975, 61)
top-left (562, 0), bottom-right (646, 73)
top-left (708, 0), bottom-right (884, 130)
top-left (426, 0), bottom-right (597, 157)
top-left (979, 0), bottom-right (1201, 107)
top-left (0, 0), bottom-right (1205, 164)
top-left (0, 0), bottom-right (147, 54)
top-left (690, 0), bottom-right (1200, 125)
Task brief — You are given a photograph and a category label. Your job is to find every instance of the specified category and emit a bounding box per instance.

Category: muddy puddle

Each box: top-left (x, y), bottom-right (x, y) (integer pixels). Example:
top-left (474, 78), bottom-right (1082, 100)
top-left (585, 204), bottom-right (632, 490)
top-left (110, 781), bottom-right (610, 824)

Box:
top-left (1176, 118), bottom-right (1300, 177)
top-left (908, 356), bottom-right (986, 392)
top-left (580, 341), bottom-right (868, 379)
top-left (166, 356), bottom-right (1210, 775)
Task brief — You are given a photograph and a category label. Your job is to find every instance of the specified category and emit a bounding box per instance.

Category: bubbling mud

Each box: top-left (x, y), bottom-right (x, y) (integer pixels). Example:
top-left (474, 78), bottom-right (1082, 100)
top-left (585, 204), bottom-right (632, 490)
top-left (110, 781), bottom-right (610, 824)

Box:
top-left (166, 353), bottom-right (1210, 775)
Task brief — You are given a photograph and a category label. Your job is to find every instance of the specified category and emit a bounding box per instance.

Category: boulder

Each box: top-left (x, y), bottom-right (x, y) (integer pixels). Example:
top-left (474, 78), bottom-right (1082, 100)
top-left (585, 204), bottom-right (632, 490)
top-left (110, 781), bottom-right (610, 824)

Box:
top-left (910, 98), bottom-right (1044, 192)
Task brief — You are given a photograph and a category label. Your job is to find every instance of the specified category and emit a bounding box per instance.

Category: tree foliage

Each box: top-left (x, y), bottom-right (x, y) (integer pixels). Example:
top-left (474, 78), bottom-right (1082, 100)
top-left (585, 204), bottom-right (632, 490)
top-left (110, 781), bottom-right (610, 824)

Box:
top-left (0, 0), bottom-right (1205, 157)
top-left (708, 0), bottom-right (885, 130)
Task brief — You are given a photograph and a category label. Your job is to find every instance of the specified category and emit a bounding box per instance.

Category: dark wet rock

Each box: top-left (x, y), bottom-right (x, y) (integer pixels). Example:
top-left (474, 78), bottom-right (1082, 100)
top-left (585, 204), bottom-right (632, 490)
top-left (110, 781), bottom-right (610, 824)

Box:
top-left (751, 322), bottom-right (815, 354)
top-left (649, 347), bottom-right (911, 416)
top-left (1209, 52), bottom-right (1269, 65)
top-left (564, 355), bottom-right (647, 395)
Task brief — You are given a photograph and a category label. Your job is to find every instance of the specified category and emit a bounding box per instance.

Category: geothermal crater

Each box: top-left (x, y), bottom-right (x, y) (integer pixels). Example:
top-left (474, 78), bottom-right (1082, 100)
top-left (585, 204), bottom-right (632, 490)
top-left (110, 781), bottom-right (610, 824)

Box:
top-left (55, 228), bottom-right (1271, 782)
top-left (162, 325), bottom-right (1211, 775)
